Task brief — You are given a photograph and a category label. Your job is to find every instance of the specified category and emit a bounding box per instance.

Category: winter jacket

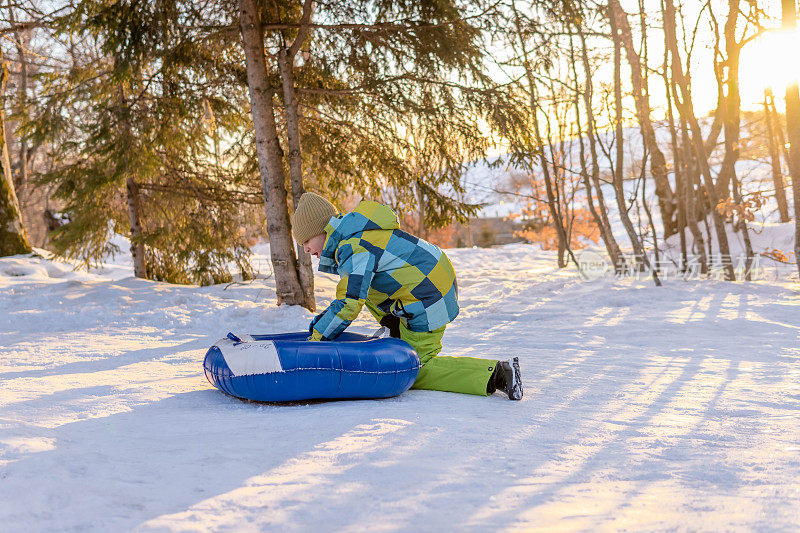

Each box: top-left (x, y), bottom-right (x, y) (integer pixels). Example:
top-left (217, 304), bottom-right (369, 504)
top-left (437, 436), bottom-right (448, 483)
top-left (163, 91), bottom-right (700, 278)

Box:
top-left (309, 200), bottom-right (459, 341)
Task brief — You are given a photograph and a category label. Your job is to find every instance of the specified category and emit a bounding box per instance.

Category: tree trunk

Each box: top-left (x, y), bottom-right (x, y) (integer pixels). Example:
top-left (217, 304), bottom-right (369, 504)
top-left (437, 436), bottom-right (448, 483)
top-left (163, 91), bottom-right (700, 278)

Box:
top-left (0, 48), bottom-right (32, 257)
top-left (609, 0), bottom-right (677, 237)
top-left (666, 43), bottom-right (709, 273)
top-left (125, 177), bottom-right (147, 278)
top-left (239, 0), bottom-right (305, 307)
top-left (663, 45), bottom-right (688, 268)
top-left (782, 0), bottom-right (800, 276)
top-left (536, 134), bottom-right (570, 269)
top-left (664, 0), bottom-right (735, 280)
top-left (681, 115), bottom-right (708, 272)
top-left (542, 97), bottom-right (569, 268)
top-left (11, 11), bottom-right (29, 204)
top-left (415, 181), bottom-right (428, 239)
top-left (278, 44), bottom-right (316, 311)
top-left (609, 3), bottom-right (660, 285)
top-left (668, 59), bottom-right (707, 273)
top-left (680, 112), bottom-right (709, 273)
top-left (764, 88), bottom-right (790, 223)
top-left (716, 1), bottom-right (737, 201)
top-left (720, 0), bottom-right (753, 278)
top-left (767, 92), bottom-right (793, 173)
top-left (508, 2), bottom-right (577, 271)
top-left (577, 27), bottom-right (623, 270)
top-left (116, 81), bottom-right (148, 279)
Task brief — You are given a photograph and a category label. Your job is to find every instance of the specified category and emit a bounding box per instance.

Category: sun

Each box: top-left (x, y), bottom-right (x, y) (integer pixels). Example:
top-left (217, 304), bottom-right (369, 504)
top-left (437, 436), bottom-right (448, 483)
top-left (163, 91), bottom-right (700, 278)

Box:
top-left (739, 28), bottom-right (800, 109)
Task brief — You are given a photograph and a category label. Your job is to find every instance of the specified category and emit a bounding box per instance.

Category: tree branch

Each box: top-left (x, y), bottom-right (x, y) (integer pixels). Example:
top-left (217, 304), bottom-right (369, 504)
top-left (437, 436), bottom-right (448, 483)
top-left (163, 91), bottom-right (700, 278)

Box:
top-left (287, 0), bottom-right (314, 59)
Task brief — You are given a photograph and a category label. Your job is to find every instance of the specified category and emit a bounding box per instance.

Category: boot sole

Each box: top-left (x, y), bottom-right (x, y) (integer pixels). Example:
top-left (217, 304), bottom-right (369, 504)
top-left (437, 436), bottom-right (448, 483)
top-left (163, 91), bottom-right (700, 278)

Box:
top-left (508, 357), bottom-right (523, 400)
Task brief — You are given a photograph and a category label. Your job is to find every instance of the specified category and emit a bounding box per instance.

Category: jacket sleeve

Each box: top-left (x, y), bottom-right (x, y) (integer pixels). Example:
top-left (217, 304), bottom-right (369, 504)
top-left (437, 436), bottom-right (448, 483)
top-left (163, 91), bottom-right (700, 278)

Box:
top-left (309, 241), bottom-right (376, 341)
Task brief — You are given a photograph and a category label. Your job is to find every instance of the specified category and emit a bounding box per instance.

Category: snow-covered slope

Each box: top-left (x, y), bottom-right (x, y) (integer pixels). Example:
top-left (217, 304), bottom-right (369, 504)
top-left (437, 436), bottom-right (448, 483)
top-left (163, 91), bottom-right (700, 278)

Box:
top-left (2, 246), bottom-right (800, 531)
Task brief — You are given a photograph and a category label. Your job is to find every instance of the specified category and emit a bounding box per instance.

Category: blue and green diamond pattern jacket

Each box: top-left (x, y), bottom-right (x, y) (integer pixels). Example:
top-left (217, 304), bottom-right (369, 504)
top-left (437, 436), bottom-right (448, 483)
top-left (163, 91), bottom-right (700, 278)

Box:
top-left (308, 200), bottom-right (459, 341)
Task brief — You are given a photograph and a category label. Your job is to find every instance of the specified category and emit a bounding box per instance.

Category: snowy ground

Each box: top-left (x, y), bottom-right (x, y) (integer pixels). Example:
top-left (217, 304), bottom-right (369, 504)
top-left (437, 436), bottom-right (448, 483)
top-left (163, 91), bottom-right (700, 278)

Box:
top-left (2, 244), bottom-right (800, 531)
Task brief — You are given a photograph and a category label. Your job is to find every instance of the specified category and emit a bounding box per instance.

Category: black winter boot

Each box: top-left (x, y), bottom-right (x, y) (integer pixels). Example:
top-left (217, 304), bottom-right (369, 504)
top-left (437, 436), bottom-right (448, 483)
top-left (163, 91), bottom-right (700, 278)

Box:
top-left (487, 357), bottom-right (523, 400)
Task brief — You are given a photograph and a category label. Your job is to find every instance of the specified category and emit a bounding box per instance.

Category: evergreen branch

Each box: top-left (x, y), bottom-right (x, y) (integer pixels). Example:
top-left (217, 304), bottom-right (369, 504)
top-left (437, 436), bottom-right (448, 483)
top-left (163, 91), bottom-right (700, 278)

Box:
top-left (137, 182), bottom-right (263, 205)
top-left (196, 1), bottom-right (500, 38)
top-left (297, 73), bottom-right (513, 101)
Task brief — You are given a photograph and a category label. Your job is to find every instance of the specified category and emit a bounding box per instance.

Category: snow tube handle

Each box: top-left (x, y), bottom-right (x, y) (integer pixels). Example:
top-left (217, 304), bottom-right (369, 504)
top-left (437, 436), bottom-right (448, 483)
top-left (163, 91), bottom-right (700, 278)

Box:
top-left (226, 332), bottom-right (255, 345)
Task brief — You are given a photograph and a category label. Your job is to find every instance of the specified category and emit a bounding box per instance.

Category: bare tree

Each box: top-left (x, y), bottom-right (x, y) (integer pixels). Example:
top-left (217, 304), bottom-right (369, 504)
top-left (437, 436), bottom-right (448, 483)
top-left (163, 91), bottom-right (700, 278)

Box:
top-left (609, 0), bottom-right (660, 286)
top-left (717, 0), bottom-right (754, 278)
top-left (664, 0), bottom-right (735, 280)
top-left (576, 25), bottom-right (623, 270)
top-left (664, 46), bottom-right (707, 274)
top-left (764, 88), bottom-right (790, 222)
top-left (508, 0), bottom-right (579, 271)
top-left (782, 0), bottom-right (800, 276)
top-left (609, 0), bottom-right (677, 238)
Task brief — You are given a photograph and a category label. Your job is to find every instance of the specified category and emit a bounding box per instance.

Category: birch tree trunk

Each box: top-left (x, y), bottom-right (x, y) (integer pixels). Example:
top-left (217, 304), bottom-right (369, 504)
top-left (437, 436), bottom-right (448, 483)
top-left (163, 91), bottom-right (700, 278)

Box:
top-left (541, 95), bottom-right (568, 268)
top-left (0, 49), bottom-right (31, 256)
top-left (782, 0), bottom-right (800, 276)
top-left (571, 56), bottom-right (608, 265)
top-left (668, 58), bottom-right (707, 273)
top-left (239, 0), bottom-right (305, 307)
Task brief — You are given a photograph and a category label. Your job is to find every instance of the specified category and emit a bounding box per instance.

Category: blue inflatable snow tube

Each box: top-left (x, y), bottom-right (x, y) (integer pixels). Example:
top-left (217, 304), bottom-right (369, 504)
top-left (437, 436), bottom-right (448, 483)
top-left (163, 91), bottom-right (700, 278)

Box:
top-left (203, 332), bottom-right (421, 402)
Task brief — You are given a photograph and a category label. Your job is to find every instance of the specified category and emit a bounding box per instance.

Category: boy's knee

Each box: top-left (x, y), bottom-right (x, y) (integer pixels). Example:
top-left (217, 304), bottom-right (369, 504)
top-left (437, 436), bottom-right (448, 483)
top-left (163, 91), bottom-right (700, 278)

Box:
top-left (400, 326), bottom-right (445, 364)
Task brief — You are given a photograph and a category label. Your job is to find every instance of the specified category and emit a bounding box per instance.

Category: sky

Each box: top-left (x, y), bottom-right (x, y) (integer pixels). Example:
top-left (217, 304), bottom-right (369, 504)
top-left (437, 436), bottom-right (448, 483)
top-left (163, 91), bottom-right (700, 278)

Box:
top-left (477, 1), bottom-right (797, 157)
top-left (524, 1), bottom-right (791, 115)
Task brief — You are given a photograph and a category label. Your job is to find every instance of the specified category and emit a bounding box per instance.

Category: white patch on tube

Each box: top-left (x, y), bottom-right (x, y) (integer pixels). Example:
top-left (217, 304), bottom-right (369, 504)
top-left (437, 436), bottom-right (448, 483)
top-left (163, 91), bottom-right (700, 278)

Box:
top-left (219, 340), bottom-right (283, 376)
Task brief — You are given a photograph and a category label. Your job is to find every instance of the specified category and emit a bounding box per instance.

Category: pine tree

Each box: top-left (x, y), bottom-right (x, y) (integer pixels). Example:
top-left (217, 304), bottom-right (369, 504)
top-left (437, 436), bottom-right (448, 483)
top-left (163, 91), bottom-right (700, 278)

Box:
top-left (233, 0), bottom-right (515, 306)
top-left (31, 0), bottom-right (257, 284)
top-left (24, 0), bottom-right (515, 299)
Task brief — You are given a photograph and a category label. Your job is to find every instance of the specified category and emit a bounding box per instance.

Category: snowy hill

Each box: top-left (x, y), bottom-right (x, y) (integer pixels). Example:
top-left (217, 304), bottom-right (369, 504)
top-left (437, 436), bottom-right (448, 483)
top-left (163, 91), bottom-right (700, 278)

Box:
top-left (2, 245), bottom-right (800, 530)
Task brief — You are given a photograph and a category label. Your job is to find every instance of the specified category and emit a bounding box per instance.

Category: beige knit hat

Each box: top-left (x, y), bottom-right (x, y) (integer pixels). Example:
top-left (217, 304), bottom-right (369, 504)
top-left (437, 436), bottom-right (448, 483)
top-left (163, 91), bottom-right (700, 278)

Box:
top-left (292, 192), bottom-right (338, 244)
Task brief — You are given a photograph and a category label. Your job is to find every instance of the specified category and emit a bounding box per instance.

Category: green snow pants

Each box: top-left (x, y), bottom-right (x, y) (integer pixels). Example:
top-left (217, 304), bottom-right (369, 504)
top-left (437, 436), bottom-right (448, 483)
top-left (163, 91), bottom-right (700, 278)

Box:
top-left (366, 303), bottom-right (496, 396)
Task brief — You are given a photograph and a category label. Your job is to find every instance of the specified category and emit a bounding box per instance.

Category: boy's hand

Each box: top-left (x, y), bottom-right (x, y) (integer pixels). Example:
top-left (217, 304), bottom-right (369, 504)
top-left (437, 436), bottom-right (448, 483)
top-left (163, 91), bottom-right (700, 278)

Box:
top-left (308, 313), bottom-right (324, 341)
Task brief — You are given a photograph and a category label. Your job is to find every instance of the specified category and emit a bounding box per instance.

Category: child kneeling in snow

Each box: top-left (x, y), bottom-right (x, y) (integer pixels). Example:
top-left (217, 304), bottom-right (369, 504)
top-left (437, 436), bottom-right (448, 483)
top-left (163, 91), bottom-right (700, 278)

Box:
top-left (292, 192), bottom-right (523, 400)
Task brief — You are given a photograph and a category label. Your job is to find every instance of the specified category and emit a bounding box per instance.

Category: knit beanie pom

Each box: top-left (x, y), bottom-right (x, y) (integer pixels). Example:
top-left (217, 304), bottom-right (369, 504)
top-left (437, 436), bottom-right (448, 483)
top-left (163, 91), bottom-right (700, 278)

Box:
top-left (292, 192), bottom-right (338, 244)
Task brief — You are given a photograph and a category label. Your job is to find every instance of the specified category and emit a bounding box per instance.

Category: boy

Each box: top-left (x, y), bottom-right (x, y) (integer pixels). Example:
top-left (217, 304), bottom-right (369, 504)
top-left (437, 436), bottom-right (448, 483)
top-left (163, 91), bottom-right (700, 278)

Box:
top-left (292, 192), bottom-right (523, 400)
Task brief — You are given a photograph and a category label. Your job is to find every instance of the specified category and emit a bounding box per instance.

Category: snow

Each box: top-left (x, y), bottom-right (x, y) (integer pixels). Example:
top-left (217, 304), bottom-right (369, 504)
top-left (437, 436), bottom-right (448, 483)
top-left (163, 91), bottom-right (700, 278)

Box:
top-left (2, 243), bottom-right (800, 531)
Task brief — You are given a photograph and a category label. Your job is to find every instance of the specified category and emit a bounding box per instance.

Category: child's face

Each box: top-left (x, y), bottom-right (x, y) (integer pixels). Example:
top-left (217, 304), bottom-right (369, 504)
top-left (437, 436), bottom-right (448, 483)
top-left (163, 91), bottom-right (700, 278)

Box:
top-left (302, 234), bottom-right (326, 258)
